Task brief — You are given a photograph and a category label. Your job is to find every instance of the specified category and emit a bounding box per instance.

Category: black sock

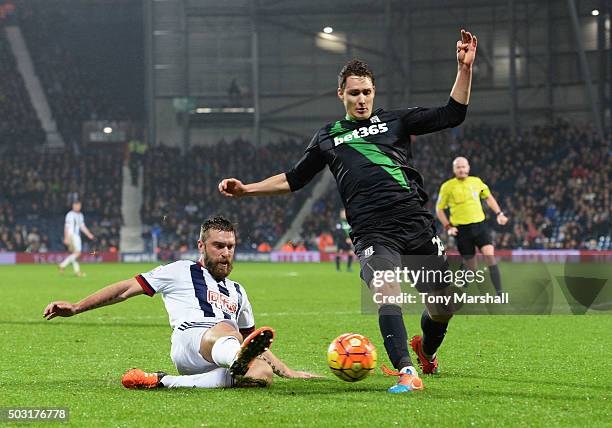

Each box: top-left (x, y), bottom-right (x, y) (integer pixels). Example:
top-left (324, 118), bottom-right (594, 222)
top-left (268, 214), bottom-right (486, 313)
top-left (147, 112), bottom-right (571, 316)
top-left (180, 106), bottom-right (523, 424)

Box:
top-left (335, 255), bottom-right (341, 271)
top-left (378, 304), bottom-right (412, 369)
top-left (420, 310), bottom-right (448, 358)
top-left (347, 255), bottom-right (353, 270)
top-left (489, 264), bottom-right (502, 295)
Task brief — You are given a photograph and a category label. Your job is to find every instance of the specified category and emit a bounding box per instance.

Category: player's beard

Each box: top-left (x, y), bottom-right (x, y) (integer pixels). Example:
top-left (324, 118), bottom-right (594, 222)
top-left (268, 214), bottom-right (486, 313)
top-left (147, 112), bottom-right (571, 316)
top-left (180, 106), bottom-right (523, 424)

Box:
top-left (203, 250), bottom-right (233, 281)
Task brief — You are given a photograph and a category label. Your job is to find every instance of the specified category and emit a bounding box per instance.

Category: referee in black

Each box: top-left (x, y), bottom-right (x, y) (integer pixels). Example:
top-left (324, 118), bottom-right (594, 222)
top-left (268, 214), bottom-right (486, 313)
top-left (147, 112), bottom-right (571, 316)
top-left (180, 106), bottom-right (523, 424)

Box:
top-left (219, 29), bottom-right (478, 393)
top-left (436, 156), bottom-right (508, 295)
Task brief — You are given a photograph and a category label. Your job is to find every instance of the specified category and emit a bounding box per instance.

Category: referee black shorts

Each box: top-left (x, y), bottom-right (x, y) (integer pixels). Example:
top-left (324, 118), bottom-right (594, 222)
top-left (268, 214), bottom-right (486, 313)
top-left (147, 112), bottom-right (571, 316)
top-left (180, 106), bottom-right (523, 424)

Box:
top-left (456, 221), bottom-right (493, 257)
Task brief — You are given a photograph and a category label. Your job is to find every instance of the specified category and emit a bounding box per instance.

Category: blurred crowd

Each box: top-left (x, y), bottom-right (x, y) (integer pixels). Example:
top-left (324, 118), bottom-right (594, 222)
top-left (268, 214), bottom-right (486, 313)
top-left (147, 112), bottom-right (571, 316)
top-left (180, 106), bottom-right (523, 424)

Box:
top-left (0, 30), bottom-right (44, 146)
top-left (141, 138), bottom-right (314, 254)
top-left (0, 147), bottom-right (123, 252)
top-left (301, 121), bottom-right (611, 251)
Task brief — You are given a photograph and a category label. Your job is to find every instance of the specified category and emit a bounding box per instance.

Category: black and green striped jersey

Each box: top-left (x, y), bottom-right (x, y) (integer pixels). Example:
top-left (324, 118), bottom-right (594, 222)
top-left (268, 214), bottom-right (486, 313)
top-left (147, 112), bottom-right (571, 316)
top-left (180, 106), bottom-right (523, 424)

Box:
top-left (285, 97), bottom-right (467, 246)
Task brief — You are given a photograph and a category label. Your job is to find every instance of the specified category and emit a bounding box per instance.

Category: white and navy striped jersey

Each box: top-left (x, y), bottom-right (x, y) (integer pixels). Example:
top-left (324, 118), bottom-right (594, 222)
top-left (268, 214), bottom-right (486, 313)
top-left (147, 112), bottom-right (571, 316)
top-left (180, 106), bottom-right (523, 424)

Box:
top-left (65, 210), bottom-right (85, 238)
top-left (135, 260), bottom-right (255, 331)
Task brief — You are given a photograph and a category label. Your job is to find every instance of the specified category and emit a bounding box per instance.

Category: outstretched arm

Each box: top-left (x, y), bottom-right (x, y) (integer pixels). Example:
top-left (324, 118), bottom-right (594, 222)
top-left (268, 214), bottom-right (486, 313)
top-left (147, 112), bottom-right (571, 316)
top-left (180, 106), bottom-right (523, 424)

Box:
top-left (259, 350), bottom-right (323, 379)
top-left (219, 132), bottom-right (326, 198)
top-left (43, 278), bottom-right (145, 320)
top-left (218, 173), bottom-right (291, 198)
top-left (450, 29), bottom-right (477, 105)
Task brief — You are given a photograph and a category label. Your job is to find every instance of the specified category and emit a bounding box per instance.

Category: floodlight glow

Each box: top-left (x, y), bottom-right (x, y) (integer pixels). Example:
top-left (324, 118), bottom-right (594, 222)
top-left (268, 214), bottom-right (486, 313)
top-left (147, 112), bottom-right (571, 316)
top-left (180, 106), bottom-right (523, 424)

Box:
top-left (591, 9), bottom-right (599, 16)
top-left (103, 127), bottom-right (113, 134)
top-left (323, 26), bottom-right (333, 34)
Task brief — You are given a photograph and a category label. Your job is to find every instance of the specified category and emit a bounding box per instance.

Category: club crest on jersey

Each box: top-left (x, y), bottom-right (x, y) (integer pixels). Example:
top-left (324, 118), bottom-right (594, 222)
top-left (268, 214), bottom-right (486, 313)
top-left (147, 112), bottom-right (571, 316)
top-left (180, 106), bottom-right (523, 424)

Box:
top-left (363, 246), bottom-right (375, 258)
top-left (333, 123), bottom-right (389, 146)
top-left (207, 290), bottom-right (238, 315)
top-left (370, 115), bottom-right (381, 123)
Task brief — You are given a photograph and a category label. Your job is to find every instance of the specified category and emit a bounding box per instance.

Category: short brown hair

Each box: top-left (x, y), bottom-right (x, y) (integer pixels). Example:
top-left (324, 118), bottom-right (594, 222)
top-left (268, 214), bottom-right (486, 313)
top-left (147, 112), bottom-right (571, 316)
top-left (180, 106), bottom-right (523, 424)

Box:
top-left (199, 216), bottom-right (236, 242)
top-left (338, 59), bottom-right (375, 90)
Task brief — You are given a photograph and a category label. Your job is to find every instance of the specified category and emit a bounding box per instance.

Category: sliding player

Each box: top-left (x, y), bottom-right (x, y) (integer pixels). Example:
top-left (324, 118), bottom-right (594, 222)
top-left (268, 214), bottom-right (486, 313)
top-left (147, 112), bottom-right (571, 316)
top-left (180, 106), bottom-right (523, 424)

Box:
top-left (44, 216), bottom-right (319, 389)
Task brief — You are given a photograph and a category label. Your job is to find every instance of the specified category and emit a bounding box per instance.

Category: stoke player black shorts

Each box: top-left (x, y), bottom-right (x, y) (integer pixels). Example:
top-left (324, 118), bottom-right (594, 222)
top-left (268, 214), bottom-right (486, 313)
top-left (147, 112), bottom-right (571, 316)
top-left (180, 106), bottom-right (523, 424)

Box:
top-left (355, 234), bottom-right (449, 293)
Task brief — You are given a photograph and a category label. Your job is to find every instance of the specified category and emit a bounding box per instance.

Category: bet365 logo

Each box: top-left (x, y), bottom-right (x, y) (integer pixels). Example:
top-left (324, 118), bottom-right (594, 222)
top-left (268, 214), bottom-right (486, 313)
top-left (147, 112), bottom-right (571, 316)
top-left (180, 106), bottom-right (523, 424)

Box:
top-left (334, 123), bottom-right (389, 146)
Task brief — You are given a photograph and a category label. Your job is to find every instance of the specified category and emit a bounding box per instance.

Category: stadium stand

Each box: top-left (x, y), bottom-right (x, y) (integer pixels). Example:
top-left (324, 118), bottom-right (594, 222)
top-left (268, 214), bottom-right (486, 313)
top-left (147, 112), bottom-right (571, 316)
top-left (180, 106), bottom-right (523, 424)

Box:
top-left (140, 138), bottom-right (315, 254)
top-left (17, 0), bottom-right (143, 145)
top-left (0, 146), bottom-right (123, 252)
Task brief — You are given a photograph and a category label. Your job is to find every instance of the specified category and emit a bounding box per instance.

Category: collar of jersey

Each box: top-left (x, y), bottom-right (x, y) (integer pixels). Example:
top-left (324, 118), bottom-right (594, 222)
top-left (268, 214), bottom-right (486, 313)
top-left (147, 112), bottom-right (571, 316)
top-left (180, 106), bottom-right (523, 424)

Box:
top-left (344, 108), bottom-right (384, 123)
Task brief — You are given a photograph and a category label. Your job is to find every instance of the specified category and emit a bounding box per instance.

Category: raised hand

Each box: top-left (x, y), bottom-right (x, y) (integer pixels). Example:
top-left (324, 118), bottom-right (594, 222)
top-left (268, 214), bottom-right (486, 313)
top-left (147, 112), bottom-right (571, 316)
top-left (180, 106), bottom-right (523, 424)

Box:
top-left (457, 29), bottom-right (478, 67)
top-left (218, 178), bottom-right (247, 198)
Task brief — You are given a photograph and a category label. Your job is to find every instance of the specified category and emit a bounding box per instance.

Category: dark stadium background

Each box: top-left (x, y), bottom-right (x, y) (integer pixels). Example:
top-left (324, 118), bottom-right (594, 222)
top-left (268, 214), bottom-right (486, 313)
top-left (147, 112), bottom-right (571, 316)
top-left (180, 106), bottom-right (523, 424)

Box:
top-left (1, 2), bottom-right (611, 426)
top-left (0, 0), bottom-right (609, 260)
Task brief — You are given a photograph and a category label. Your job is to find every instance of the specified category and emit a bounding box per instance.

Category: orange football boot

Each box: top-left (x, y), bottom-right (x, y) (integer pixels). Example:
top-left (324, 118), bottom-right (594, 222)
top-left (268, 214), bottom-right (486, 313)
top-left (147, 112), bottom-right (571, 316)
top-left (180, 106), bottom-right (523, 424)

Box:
top-left (410, 335), bottom-right (440, 375)
top-left (121, 368), bottom-right (167, 389)
top-left (229, 326), bottom-right (275, 377)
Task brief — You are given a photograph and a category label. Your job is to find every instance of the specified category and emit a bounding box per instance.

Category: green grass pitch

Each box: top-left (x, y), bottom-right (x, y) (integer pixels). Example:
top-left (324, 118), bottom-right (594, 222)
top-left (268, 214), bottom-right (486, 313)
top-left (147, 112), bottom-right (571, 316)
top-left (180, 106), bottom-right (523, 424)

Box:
top-left (1, 262), bottom-right (610, 427)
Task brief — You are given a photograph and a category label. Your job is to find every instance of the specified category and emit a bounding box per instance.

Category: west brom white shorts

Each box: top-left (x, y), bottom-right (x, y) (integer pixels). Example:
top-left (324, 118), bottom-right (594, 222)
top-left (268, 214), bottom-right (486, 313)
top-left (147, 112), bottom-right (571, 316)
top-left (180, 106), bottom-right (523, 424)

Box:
top-left (71, 235), bottom-right (82, 253)
top-left (170, 319), bottom-right (238, 385)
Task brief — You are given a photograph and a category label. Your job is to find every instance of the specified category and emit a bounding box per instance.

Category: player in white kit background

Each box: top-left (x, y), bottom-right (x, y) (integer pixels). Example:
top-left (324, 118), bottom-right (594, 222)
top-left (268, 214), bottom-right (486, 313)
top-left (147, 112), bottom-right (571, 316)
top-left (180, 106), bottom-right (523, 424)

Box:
top-left (58, 201), bottom-right (95, 277)
top-left (44, 216), bottom-right (320, 389)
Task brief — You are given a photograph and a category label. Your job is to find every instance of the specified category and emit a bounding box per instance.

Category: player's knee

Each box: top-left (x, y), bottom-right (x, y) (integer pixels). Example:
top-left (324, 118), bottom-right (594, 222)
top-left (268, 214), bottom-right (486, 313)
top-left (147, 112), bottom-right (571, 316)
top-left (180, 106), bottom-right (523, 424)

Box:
top-left (203, 322), bottom-right (242, 347)
top-left (430, 313), bottom-right (453, 323)
top-left (480, 244), bottom-right (495, 257)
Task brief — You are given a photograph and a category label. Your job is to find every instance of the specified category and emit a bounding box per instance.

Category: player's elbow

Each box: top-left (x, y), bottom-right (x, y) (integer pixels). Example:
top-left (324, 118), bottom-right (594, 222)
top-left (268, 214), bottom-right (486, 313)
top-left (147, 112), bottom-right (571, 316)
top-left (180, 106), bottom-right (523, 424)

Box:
top-left (445, 98), bottom-right (467, 128)
top-left (448, 111), bottom-right (466, 128)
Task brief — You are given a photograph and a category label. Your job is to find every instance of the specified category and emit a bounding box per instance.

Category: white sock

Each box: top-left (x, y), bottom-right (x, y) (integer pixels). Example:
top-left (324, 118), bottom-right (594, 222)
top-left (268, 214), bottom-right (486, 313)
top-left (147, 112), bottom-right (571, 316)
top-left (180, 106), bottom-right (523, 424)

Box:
top-left (400, 366), bottom-right (418, 376)
top-left (160, 368), bottom-right (233, 388)
top-left (72, 260), bottom-right (80, 274)
top-left (59, 254), bottom-right (75, 268)
top-left (211, 336), bottom-right (241, 368)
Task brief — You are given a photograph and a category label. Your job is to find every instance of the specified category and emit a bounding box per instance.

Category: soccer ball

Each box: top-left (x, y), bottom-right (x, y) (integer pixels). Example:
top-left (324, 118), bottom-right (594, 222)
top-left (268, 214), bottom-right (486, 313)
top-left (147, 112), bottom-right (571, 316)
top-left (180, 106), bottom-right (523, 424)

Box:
top-left (327, 333), bottom-right (377, 382)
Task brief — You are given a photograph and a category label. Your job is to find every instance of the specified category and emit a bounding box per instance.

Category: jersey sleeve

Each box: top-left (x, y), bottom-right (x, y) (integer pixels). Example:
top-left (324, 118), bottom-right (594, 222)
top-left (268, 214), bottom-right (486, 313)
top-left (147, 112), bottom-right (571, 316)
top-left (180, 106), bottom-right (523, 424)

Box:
top-left (236, 286), bottom-right (255, 329)
top-left (479, 179), bottom-right (491, 199)
top-left (436, 183), bottom-right (450, 209)
top-left (135, 262), bottom-right (178, 297)
top-left (285, 130), bottom-right (326, 192)
top-left (64, 212), bottom-right (72, 226)
top-left (401, 97), bottom-right (467, 135)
